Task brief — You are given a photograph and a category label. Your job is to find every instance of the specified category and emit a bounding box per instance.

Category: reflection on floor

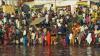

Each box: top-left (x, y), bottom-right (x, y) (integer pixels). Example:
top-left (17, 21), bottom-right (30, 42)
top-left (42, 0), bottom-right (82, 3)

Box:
top-left (0, 45), bottom-right (100, 56)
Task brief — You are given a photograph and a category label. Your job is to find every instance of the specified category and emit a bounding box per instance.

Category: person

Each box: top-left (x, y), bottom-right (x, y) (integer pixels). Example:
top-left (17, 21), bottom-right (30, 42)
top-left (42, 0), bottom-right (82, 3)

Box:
top-left (46, 31), bottom-right (51, 46)
top-left (69, 33), bottom-right (73, 46)
top-left (41, 31), bottom-right (45, 46)
top-left (15, 29), bottom-right (20, 45)
top-left (31, 31), bottom-right (36, 46)
top-left (0, 27), bottom-right (3, 44)
top-left (27, 31), bottom-right (31, 46)
top-left (3, 32), bottom-right (8, 46)
top-left (65, 33), bottom-right (70, 46)
top-left (81, 32), bottom-right (86, 47)
top-left (15, 19), bottom-right (20, 29)
top-left (86, 32), bottom-right (92, 46)
top-left (45, 13), bottom-right (49, 24)
top-left (91, 31), bottom-right (96, 45)
top-left (23, 29), bottom-right (27, 47)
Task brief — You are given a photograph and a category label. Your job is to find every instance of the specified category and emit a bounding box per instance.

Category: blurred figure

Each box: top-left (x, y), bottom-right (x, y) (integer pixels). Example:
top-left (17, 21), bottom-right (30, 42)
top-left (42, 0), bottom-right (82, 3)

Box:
top-left (23, 29), bottom-right (28, 47)
top-left (31, 31), bottom-right (36, 46)
top-left (46, 31), bottom-right (51, 46)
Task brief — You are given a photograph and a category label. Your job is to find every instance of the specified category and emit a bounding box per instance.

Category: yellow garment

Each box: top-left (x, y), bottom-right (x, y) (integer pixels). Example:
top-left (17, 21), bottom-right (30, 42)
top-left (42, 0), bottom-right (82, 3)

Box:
top-left (95, 12), bottom-right (98, 18)
top-left (70, 34), bottom-right (75, 46)
top-left (2, 5), bottom-right (6, 13)
top-left (2, 5), bottom-right (15, 14)
top-left (91, 18), bottom-right (97, 23)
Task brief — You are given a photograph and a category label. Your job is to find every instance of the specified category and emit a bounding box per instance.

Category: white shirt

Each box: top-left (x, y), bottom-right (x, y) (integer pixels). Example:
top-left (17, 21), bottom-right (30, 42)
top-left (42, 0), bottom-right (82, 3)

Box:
top-left (29, 27), bottom-right (32, 31)
top-left (80, 26), bottom-right (85, 32)
top-left (57, 22), bottom-right (61, 27)
top-left (57, 19), bottom-right (59, 23)
top-left (16, 19), bottom-right (20, 28)
top-left (11, 15), bottom-right (14, 17)
top-left (31, 32), bottom-right (35, 39)
top-left (45, 14), bottom-right (49, 23)
top-left (23, 30), bottom-right (26, 36)
top-left (3, 17), bottom-right (7, 23)
top-left (69, 33), bottom-right (72, 39)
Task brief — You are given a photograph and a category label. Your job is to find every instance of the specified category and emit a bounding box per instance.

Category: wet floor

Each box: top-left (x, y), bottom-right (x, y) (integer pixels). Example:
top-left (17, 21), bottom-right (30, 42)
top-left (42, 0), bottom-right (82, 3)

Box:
top-left (0, 45), bottom-right (100, 56)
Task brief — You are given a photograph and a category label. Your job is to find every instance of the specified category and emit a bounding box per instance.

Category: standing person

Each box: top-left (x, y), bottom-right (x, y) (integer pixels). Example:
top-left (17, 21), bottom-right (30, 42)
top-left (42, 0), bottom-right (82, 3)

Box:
top-left (27, 31), bottom-right (31, 46)
top-left (3, 23), bottom-right (10, 46)
top-left (0, 27), bottom-right (3, 44)
top-left (86, 32), bottom-right (92, 46)
top-left (81, 32), bottom-right (87, 47)
top-left (23, 29), bottom-right (27, 47)
top-left (91, 31), bottom-right (96, 45)
top-left (3, 32), bottom-right (9, 46)
top-left (65, 33), bottom-right (70, 46)
top-left (35, 31), bottom-right (39, 45)
top-left (15, 19), bottom-right (20, 29)
top-left (46, 31), bottom-right (51, 46)
top-left (41, 31), bottom-right (45, 46)
top-left (8, 25), bottom-right (12, 40)
top-left (16, 29), bottom-right (20, 45)
top-left (70, 33), bottom-right (75, 46)
top-left (31, 31), bottom-right (36, 46)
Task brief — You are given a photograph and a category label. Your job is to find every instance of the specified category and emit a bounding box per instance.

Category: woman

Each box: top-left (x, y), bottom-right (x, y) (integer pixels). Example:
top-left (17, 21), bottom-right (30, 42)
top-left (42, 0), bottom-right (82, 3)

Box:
top-left (46, 31), bottom-right (51, 46)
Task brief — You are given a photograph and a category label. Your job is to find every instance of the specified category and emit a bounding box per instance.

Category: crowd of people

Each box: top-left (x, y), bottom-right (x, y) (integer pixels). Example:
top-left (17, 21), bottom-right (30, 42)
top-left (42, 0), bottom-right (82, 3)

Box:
top-left (0, 4), bottom-right (100, 47)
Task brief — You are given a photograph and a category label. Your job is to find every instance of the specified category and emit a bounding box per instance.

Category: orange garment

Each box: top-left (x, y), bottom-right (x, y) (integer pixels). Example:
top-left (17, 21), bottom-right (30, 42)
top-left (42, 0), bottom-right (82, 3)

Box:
top-left (46, 31), bottom-right (51, 46)
top-left (71, 23), bottom-right (80, 46)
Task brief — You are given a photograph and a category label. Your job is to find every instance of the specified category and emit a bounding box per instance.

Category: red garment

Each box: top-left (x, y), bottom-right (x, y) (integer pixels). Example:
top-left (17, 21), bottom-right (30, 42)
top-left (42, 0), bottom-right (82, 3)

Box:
top-left (81, 33), bottom-right (86, 44)
top-left (0, 25), bottom-right (2, 29)
top-left (4, 32), bottom-right (9, 45)
top-left (0, 15), bottom-right (4, 19)
top-left (6, 27), bottom-right (10, 39)
top-left (91, 33), bottom-right (96, 44)
top-left (85, 16), bottom-right (90, 25)
top-left (46, 31), bottom-right (51, 46)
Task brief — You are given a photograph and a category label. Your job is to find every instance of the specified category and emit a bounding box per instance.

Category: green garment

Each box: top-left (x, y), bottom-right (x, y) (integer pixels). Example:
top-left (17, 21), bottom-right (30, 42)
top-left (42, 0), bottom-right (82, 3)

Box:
top-left (96, 37), bottom-right (99, 43)
top-left (77, 15), bottom-right (84, 22)
top-left (0, 29), bottom-right (3, 38)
